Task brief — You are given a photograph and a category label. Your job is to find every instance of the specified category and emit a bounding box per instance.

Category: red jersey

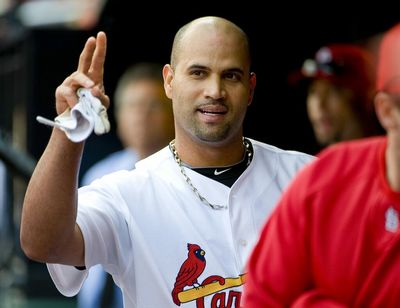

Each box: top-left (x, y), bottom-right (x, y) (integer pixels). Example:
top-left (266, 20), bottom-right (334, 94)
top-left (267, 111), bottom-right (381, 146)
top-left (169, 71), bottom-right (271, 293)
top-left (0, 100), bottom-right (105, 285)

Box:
top-left (243, 136), bottom-right (400, 307)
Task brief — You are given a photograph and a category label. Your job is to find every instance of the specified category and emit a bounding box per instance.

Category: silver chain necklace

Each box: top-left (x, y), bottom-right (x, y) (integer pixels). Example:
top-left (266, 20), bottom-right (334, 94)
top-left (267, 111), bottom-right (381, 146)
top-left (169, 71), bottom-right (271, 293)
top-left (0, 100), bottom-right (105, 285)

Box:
top-left (169, 138), bottom-right (252, 210)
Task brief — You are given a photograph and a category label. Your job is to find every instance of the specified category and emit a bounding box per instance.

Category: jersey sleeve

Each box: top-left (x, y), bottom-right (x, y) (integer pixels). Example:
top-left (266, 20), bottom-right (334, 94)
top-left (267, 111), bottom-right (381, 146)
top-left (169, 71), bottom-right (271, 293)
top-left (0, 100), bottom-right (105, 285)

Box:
top-left (47, 263), bottom-right (88, 297)
top-left (46, 172), bottom-right (133, 296)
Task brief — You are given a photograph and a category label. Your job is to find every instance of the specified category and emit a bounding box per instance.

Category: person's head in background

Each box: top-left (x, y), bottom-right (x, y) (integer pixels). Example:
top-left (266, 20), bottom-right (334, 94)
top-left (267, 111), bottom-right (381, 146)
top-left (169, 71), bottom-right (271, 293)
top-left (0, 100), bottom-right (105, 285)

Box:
top-left (296, 44), bottom-right (383, 148)
top-left (113, 62), bottom-right (175, 159)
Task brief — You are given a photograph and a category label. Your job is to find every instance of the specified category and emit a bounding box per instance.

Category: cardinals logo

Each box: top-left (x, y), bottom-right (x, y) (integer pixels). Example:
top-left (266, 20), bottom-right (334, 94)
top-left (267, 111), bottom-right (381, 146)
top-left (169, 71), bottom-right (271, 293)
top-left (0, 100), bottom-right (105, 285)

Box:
top-left (171, 243), bottom-right (246, 307)
top-left (172, 243), bottom-right (206, 305)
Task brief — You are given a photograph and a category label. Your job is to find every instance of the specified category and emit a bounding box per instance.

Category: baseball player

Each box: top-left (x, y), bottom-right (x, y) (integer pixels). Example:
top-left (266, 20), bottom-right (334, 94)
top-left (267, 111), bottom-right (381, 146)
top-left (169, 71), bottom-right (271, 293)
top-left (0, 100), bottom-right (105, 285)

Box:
top-left (20, 16), bottom-right (314, 307)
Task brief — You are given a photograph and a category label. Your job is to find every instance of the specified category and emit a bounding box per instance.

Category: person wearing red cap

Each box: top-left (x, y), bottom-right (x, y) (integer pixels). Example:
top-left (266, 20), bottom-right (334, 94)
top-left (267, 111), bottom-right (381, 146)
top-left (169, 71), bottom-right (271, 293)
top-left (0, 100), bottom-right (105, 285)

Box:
top-left (242, 27), bottom-right (400, 307)
top-left (294, 44), bottom-right (383, 150)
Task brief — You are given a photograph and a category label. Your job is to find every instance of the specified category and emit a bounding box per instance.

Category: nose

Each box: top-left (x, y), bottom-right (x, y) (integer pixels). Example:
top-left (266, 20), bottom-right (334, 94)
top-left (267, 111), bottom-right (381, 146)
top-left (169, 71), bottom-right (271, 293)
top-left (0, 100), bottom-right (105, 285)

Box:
top-left (203, 76), bottom-right (226, 100)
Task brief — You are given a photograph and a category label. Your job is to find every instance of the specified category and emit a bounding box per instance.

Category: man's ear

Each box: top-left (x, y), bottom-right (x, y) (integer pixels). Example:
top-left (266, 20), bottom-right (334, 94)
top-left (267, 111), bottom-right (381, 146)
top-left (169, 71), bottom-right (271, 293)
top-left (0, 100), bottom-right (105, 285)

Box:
top-left (248, 72), bottom-right (257, 106)
top-left (375, 92), bottom-right (396, 130)
top-left (163, 64), bottom-right (174, 99)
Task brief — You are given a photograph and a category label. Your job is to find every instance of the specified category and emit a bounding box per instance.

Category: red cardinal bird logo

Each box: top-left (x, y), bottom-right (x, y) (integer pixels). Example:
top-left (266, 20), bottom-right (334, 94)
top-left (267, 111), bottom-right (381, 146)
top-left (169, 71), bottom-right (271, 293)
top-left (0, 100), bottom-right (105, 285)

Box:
top-left (171, 243), bottom-right (206, 306)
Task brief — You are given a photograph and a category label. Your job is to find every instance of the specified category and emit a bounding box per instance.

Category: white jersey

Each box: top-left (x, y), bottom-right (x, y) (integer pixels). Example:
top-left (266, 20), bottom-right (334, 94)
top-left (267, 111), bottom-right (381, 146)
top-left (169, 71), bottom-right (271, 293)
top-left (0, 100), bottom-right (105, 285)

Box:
top-left (47, 139), bottom-right (314, 308)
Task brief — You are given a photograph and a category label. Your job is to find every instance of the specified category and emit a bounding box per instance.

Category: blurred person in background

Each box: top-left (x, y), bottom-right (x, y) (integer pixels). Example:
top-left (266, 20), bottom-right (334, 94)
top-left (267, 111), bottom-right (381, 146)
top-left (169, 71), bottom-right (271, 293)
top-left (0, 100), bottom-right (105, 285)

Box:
top-left (243, 23), bottom-right (400, 307)
top-left (78, 62), bottom-right (174, 308)
top-left (290, 44), bottom-right (383, 151)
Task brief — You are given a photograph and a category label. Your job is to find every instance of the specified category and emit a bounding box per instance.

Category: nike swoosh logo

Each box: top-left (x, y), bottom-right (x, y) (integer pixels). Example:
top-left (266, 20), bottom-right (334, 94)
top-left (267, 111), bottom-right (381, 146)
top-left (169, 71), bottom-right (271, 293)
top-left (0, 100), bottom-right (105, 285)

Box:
top-left (214, 168), bottom-right (232, 175)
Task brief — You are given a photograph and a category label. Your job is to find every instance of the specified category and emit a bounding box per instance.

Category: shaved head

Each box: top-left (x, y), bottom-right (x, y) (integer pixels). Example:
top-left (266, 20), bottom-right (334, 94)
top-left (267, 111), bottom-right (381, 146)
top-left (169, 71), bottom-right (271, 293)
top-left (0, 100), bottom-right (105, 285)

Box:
top-left (170, 16), bottom-right (251, 69)
top-left (163, 15), bottom-right (257, 154)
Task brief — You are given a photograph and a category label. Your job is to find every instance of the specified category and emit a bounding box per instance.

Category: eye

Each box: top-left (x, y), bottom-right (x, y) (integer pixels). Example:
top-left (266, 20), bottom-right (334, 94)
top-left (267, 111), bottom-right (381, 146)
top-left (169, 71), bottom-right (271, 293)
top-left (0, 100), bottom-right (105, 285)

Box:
top-left (224, 72), bottom-right (241, 81)
top-left (190, 70), bottom-right (207, 78)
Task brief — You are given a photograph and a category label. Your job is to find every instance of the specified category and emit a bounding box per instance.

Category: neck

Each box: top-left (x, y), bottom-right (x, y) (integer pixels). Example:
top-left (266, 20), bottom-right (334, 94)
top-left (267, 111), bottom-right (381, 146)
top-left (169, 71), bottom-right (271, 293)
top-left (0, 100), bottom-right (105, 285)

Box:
top-left (172, 135), bottom-right (246, 167)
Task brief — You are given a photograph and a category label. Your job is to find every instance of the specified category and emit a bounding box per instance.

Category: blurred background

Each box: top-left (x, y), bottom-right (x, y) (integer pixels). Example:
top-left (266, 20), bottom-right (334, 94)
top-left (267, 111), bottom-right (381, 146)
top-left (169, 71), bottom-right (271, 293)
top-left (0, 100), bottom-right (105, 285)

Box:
top-left (0, 1), bottom-right (399, 307)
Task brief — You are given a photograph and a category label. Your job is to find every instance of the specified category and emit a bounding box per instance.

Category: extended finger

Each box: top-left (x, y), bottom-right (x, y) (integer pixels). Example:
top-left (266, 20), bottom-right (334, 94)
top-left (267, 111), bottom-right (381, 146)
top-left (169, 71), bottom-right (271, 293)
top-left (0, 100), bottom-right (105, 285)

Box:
top-left (77, 36), bottom-right (97, 73)
top-left (88, 32), bottom-right (107, 82)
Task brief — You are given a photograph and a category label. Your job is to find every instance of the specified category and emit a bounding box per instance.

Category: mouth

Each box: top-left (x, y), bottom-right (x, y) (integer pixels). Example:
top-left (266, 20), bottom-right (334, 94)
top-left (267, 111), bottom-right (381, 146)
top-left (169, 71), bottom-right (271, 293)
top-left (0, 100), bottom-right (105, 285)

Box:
top-left (197, 104), bottom-right (228, 124)
top-left (197, 104), bottom-right (228, 116)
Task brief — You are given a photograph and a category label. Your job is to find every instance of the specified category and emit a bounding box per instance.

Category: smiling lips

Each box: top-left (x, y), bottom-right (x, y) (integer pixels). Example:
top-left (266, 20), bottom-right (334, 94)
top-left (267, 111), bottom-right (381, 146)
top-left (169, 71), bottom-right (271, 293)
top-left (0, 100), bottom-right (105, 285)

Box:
top-left (197, 105), bottom-right (227, 124)
top-left (198, 104), bottom-right (228, 115)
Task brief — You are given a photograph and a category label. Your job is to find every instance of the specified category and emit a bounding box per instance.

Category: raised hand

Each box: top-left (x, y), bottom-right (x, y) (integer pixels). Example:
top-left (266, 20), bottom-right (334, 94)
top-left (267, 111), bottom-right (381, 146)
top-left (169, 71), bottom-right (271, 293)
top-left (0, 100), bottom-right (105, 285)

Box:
top-left (55, 31), bottom-right (109, 115)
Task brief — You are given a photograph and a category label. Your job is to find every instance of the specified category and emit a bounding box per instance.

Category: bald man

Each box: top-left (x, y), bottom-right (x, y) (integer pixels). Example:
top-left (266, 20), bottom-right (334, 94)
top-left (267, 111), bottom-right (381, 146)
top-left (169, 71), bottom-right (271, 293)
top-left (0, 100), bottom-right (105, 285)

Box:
top-left (20, 17), bottom-right (313, 307)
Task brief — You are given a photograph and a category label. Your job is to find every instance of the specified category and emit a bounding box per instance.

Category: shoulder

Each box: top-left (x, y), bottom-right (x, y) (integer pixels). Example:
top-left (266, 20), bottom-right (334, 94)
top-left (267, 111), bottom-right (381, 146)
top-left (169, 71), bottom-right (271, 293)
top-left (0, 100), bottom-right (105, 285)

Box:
top-left (85, 146), bottom-right (174, 194)
top-left (133, 145), bottom-right (174, 174)
top-left (250, 138), bottom-right (315, 168)
top-left (315, 136), bottom-right (385, 174)
top-left (251, 138), bottom-right (314, 158)
top-left (318, 136), bottom-right (385, 160)
top-left (291, 136), bottom-right (385, 192)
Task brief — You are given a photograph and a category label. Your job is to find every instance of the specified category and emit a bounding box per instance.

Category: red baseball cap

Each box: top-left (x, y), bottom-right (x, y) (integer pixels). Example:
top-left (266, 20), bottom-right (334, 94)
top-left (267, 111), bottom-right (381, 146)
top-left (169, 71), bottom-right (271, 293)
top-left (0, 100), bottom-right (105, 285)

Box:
top-left (376, 23), bottom-right (400, 94)
top-left (290, 44), bottom-right (375, 97)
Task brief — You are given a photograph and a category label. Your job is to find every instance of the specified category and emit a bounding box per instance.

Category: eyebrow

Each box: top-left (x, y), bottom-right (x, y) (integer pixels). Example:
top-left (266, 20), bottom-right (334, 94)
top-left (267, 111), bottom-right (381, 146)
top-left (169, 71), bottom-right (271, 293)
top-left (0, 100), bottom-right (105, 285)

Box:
top-left (225, 68), bottom-right (245, 76)
top-left (187, 64), bottom-right (245, 76)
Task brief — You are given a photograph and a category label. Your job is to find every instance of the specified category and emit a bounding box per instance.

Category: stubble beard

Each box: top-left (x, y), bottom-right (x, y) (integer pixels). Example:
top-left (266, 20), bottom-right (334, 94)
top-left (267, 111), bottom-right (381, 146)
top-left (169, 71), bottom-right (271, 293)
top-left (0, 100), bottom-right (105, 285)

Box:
top-left (192, 119), bottom-right (231, 143)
